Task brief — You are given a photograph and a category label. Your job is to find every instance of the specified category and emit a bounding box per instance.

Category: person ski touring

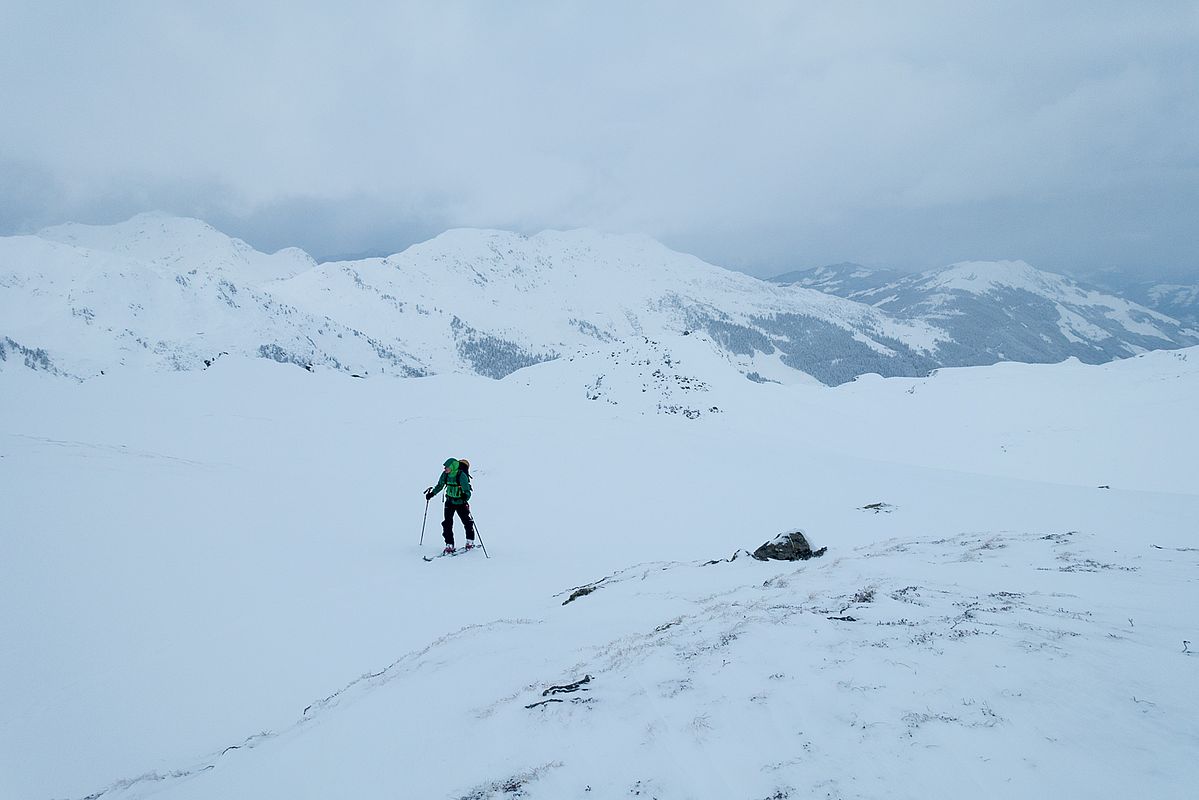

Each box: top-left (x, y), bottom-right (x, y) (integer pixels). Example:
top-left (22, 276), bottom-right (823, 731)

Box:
top-left (425, 458), bottom-right (476, 554)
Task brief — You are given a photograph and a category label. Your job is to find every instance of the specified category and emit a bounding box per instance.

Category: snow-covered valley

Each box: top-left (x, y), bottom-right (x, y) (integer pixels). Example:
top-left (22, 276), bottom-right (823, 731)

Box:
top-left (2, 343), bottom-right (1196, 799)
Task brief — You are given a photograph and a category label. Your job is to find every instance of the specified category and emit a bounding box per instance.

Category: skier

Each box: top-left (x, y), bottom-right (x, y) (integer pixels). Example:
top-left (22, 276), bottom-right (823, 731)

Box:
top-left (425, 458), bottom-right (476, 554)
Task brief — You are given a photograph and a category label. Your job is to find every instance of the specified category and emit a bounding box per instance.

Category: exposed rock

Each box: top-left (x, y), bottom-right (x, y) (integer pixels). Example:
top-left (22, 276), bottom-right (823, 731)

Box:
top-left (752, 529), bottom-right (827, 561)
top-left (525, 675), bottom-right (593, 709)
top-left (562, 586), bottom-right (597, 605)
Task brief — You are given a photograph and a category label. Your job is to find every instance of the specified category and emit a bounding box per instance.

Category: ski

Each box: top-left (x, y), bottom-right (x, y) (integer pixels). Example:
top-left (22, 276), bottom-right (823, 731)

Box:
top-left (422, 546), bottom-right (479, 562)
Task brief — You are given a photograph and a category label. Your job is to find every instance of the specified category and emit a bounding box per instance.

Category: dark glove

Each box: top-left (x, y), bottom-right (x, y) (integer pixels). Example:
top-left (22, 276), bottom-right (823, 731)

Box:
top-left (424, 487), bottom-right (435, 500)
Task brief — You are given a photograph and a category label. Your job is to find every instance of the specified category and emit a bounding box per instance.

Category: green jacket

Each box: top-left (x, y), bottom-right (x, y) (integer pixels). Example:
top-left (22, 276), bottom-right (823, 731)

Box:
top-left (432, 458), bottom-right (471, 504)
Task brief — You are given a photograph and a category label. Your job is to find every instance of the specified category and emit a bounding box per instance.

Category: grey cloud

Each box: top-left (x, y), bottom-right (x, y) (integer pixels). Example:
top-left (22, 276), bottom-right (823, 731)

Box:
top-left (1, 2), bottom-right (1196, 277)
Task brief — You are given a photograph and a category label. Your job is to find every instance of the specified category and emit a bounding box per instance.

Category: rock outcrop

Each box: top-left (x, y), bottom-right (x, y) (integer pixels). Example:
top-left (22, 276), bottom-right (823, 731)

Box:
top-left (752, 529), bottom-right (827, 561)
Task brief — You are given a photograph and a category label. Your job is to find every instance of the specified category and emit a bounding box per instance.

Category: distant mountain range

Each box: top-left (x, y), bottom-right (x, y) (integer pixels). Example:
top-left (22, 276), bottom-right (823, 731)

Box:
top-left (1137, 283), bottom-right (1199, 327)
top-left (770, 260), bottom-right (1199, 368)
top-left (1064, 269), bottom-right (1199, 329)
top-left (2, 214), bottom-right (1196, 385)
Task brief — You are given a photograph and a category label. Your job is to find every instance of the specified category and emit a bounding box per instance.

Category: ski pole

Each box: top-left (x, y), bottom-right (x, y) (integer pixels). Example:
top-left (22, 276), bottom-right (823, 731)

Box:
top-left (419, 493), bottom-right (431, 545)
top-left (472, 522), bottom-right (490, 558)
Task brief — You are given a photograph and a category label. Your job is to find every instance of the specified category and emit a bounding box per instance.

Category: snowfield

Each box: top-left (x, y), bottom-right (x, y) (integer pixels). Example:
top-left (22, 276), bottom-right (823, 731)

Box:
top-left (1, 345), bottom-right (1197, 799)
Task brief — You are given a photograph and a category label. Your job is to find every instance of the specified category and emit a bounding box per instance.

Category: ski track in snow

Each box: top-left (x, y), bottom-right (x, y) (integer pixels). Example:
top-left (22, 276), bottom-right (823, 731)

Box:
top-left (6, 434), bottom-right (218, 468)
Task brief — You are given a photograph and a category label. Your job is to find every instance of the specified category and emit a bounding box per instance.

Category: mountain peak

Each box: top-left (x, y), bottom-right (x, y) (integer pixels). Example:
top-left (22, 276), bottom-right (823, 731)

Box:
top-left (388, 226), bottom-right (729, 289)
top-left (929, 260), bottom-right (1065, 295)
top-left (39, 212), bottom-right (220, 247)
top-left (35, 213), bottom-right (314, 283)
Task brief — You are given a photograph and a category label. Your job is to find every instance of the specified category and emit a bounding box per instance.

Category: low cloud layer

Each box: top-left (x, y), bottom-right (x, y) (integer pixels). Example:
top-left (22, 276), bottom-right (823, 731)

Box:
top-left (2, 2), bottom-right (1196, 276)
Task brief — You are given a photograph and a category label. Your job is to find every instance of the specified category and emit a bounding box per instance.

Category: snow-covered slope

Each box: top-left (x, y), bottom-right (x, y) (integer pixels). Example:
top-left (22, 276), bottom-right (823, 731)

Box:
top-left (1077, 270), bottom-right (1199, 329)
top-left (1143, 282), bottom-right (1199, 328)
top-left (0, 217), bottom-right (427, 378)
top-left (775, 260), bottom-right (1199, 367)
top-left (768, 262), bottom-right (910, 296)
top-left (2, 347), bottom-right (1196, 799)
top-left (38, 213), bottom-right (315, 285)
top-left (266, 227), bottom-right (947, 385)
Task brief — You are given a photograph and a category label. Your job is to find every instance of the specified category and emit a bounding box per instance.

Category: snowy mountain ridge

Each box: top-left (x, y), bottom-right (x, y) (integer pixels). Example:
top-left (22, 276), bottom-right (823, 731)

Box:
top-left (921, 259), bottom-right (1073, 295)
top-left (1, 215), bottom-right (942, 385)
top-left (1075, 269), bottom-right (1199, 329)
top-left (774, 260), bottom-right (1198, 366)
top-left (2, 214), bottom-right (1195, 389)
top-left (38, 212), bottom-right (315, 285)
top-left (0, 226), bottom-right (427, 379)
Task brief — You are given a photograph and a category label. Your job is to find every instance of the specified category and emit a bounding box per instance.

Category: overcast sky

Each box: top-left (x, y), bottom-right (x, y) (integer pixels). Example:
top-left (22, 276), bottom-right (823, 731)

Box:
top-left (1, 1), bottom-right (1196, 277)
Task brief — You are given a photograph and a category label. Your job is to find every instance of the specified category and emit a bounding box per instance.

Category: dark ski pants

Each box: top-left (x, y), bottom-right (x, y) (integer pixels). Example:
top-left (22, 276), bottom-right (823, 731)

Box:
top-left (442, 501), bottom-right (475, 545)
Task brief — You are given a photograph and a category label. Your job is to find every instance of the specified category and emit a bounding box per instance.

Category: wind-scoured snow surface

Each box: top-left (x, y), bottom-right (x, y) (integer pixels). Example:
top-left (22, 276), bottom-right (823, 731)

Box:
top-left (2, 345), bottom-right (1196, 799)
